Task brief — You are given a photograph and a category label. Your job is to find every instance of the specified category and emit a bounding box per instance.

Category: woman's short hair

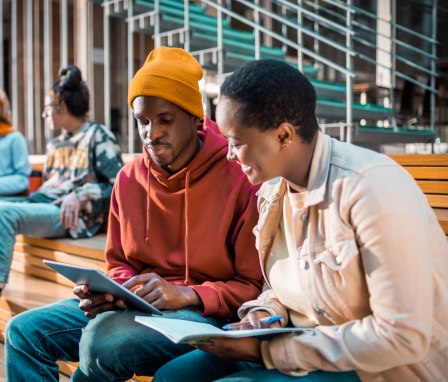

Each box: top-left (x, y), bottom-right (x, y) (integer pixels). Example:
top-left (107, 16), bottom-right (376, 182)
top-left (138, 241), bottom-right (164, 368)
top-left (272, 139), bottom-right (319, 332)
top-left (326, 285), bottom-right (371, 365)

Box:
top-left (220, 59), bottom-right (319, 143)
top-left (52, 65), bottom-right (89, 117)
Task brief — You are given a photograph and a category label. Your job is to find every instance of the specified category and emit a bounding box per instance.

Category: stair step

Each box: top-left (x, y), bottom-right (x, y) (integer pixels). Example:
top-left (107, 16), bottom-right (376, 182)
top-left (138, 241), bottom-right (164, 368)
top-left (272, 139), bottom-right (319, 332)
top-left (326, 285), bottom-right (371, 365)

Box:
top-left (136, 0), bottom-right (205, 14)
top-left (159, 7), bottom-right (230, 27)
top-left (316, 97), bottom-right (393, 120)
top-left (353, 126), bottom-right (436, 144)
top-left (222, 51), bottom-right (316, 76)
top-left (310, 79), bottom-right (346, 98)
top-left (192, 31), bottom-right (285, 58)
top-left (161, 15), bottom-right (253, 42)
top-left (360, 125), bottom-right (436, 137)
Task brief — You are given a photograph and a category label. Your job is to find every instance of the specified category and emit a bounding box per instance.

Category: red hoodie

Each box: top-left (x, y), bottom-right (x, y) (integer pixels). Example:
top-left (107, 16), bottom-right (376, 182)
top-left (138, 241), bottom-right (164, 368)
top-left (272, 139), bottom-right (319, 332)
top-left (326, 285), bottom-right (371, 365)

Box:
top-left (106, 118), bottom-right (262, 318)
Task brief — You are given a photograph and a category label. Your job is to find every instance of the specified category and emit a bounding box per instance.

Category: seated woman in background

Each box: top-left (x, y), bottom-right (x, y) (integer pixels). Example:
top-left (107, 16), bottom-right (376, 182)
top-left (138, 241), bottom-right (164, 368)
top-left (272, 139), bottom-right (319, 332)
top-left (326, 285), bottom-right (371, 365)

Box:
top-left (0, 89), bottom-right (31, 196)
top-left (153, 60), bottom-right (448, 382)
top-left (0, 65), bottom-right (123, 293)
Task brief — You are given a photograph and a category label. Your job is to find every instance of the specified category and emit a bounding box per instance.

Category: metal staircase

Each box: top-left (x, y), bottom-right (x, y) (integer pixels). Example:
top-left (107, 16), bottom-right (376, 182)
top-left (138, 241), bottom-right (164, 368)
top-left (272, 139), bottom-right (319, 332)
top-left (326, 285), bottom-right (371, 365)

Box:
top-left (101, 0), bottom-right (439, 151)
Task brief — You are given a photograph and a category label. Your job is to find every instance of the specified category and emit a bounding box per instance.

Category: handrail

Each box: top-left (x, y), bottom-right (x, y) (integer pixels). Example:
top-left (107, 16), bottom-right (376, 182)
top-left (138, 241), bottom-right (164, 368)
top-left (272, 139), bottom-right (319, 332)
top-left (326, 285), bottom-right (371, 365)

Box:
top-left (352, 20), bottom-right (437, 60)
top-left (395, 39), bottom-right (437, 61)
top-left (145, 0), bottom-right (438, 133)
top-left (303, 0), bottom-right (346, 24)
top-left (301, 2), bottom-right (437, 65)
top-left (198, 0), bottom-right (355, 77)
top-left (333, 0), bottom-right (438, 44)
top-left (351, 34), bottom-right (438, 78)
top-left (272, 0), bottom-right (437, 82)
top-left (395, 55), bottom-right (438, 77)
top-left (272, 0), bottom-right (354, 34)
top-left (357, 52), bottom-right (437, 93)
top-left (319, 0), bottom-right (355, 13)
top-left (238, 0), bottom-right (356, 57)
top-left (302, 0), bottom-right (438, 82)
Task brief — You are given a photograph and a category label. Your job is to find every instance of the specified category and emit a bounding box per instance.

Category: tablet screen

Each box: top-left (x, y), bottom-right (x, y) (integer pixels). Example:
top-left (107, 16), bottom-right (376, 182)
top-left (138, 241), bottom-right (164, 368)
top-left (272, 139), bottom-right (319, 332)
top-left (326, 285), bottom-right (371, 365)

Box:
top-left (43, 260), bottom-right (162, 315)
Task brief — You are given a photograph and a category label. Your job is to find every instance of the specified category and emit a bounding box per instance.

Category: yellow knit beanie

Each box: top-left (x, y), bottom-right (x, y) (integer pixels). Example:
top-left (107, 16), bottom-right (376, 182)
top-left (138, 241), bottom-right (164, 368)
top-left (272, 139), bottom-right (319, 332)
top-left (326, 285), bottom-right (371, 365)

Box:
top-left (128, 46), bottom-right (204, 119)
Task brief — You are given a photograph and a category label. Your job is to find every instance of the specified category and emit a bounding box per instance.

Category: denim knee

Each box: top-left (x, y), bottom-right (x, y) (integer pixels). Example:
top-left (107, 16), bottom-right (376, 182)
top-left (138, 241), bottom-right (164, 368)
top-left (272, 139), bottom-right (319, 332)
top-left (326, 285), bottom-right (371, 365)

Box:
top-left (77, 310), bottom-right (137, 380)
top-left (78, 312), bottom-right (110, 361)
top-left (6, 310), bottom-right (40, 353)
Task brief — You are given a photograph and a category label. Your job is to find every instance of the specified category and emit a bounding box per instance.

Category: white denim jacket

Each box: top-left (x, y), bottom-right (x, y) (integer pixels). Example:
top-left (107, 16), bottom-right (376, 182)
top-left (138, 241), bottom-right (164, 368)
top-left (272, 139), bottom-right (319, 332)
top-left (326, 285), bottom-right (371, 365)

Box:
top-left (239, 132), bottom-right (448, 381)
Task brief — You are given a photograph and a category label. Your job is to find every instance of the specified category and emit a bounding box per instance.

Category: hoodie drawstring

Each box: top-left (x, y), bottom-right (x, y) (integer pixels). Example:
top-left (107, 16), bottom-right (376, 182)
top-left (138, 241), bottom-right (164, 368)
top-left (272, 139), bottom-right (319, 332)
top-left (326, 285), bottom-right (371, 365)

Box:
top-left (184, 170), bottom-right (191, 285)
top-left (145, 164), bottom-right (151, 244)
top-left (144, 161), bottom-right (191, 285)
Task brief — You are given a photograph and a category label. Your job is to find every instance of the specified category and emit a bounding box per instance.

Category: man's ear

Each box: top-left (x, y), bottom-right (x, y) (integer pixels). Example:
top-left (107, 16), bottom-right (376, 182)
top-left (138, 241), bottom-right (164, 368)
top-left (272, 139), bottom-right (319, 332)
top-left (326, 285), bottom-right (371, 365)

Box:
top-left (276, 122), bottom-right (295, 146)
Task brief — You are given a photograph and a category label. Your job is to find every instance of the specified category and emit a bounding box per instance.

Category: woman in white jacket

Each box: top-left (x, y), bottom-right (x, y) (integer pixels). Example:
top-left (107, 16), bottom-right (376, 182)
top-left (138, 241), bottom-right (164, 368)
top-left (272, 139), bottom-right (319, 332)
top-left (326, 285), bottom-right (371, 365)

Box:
top-left (153, 59), bottom-right (448, 382)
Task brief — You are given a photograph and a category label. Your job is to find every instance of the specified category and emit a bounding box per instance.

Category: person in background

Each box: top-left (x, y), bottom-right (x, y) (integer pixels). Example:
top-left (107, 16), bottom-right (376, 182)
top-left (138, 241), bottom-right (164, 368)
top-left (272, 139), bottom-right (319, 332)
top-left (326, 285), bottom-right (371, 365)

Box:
top-left (0, 65), bottom-right (123, 293)
top-left (153, 59), bottom-right (448, 382)
top-left (0, 88), bottom-right (31, 196)
top-left (5, 47), bottom-right (262, 381)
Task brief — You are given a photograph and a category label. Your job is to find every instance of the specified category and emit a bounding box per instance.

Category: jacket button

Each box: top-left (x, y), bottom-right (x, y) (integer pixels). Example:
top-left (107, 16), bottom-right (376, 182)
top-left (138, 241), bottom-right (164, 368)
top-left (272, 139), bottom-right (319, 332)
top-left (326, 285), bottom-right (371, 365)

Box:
top-left (299, 259), bottom-right (309, 270)
top-left (300, 213), bottom-right (309, 222)
top-left (144, 237), bottom-right (150, 244)
top-left (314, 307), bottom-right (324, 315)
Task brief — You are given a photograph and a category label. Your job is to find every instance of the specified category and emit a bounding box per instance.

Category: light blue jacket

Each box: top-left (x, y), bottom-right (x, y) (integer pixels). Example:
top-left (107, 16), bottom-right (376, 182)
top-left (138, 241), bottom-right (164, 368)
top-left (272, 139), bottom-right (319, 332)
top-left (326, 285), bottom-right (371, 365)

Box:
top-left (0, 131), bottom-right (31, 195)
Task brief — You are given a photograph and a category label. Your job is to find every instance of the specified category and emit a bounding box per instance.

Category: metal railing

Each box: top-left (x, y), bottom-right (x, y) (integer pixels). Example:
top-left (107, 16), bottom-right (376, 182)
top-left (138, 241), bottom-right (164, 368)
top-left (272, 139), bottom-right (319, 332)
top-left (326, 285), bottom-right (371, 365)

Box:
top-left (0, 0), bottom-right (439, 153)
top-left (139, 0), bottom-right (438, 145)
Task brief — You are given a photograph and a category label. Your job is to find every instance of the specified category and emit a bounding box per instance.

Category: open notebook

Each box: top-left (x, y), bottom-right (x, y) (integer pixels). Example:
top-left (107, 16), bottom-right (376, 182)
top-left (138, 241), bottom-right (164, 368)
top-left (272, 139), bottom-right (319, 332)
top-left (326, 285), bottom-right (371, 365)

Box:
top-left (135, 316), bottom-right (313, 344)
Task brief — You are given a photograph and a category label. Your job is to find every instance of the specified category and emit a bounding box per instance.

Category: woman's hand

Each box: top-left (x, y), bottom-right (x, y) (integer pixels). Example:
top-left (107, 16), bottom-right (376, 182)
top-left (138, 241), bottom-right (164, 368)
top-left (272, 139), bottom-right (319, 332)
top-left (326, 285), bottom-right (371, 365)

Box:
top-left (73, 284), bottom-right (126, 318)
top-left (245, 310), bottom-right (281, 329)
top-left (58, 191), bottom-right (81, 229)
top-left (123, 273), bottom-right (201, 310)
top-left (195, 337), bottom-right (263, 363)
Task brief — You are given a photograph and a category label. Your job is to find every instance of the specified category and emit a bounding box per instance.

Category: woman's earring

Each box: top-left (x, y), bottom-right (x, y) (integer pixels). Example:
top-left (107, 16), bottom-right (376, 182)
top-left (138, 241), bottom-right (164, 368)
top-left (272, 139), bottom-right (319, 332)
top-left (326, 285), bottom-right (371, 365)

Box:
top-left (281, 139), bottom-right (292, 148)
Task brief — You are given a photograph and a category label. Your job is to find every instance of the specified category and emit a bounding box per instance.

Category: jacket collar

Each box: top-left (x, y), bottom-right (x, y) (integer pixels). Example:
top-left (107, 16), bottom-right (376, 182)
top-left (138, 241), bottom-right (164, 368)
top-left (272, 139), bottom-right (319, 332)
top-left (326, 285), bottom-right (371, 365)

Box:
top-left (257, 131), bottom-right (333, 208)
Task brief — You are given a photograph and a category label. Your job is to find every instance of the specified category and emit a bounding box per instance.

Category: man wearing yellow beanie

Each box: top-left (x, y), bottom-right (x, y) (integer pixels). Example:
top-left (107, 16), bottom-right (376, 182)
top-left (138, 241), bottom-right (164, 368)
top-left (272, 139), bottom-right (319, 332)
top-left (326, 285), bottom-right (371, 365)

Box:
top-left (6, 46), bottom-right (263, 381)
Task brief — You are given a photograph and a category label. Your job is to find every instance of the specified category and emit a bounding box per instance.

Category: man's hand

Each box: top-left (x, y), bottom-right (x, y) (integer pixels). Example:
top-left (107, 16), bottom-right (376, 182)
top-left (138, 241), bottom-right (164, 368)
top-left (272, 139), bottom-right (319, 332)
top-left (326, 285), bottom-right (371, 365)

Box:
top-left (123, 273), bottom-right (201, 310)
top-left (74, 284), bottom-right (126, 318)
top-left (58, 191), bottom-right (81, 229)
top-left (195, 337), bottom-right (263, 363)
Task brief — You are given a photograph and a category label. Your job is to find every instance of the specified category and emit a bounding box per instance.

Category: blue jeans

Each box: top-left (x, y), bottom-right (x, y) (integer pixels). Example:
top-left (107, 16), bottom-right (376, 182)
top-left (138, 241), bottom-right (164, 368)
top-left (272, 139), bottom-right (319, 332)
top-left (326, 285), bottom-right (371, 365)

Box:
top-left (153, 350), bottom-right (361, 382)
top-left (5, 298), bottom-right (226, 381)
top-left (0, 199), bottom-right (66, 283)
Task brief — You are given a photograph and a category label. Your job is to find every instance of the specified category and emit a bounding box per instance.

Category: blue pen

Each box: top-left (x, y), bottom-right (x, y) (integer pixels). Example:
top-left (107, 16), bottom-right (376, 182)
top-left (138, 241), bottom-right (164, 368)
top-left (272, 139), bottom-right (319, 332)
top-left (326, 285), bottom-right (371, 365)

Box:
top-left (222, 315), bottom-right (283, 330)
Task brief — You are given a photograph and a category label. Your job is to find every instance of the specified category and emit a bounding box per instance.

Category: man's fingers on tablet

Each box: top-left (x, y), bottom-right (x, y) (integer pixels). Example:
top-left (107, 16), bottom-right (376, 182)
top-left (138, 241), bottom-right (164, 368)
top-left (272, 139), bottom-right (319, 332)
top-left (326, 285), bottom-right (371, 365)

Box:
top-left (73, 284), bottom-right (90, 297)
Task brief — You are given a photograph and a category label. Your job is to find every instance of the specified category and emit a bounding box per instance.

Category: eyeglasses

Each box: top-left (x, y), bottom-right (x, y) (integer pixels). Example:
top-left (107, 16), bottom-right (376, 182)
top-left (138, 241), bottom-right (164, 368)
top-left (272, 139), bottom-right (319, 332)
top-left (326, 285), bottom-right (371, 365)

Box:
top-left (42, 101), bottom-right (59, 118)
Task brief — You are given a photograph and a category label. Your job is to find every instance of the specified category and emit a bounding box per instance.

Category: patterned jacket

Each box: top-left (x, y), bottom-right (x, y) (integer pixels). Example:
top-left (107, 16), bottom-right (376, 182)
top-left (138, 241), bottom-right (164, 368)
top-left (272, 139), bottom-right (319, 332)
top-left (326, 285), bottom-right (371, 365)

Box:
top-left (28, 121), bottom-right (123, 238)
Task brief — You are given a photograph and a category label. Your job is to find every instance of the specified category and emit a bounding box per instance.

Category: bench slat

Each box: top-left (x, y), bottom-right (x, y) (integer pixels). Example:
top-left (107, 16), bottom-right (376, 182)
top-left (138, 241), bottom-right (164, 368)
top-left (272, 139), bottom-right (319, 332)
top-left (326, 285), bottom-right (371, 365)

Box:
top-left (426, 195), bottom-right (448, 209)
top-left (14, 243), bottom-right (106, 271)
top-left (389, 154), bottom-right (448, 166)
top-left (416, 181), bottom-right (448, 194)
top-left (404, 167), bottom-right (448, 180)
top-left (16, 235), bottom-right (106, 261)
top-left (434, 209), bottom-right (448, 234)
top-left (1, 272), bottom-right (73, 312)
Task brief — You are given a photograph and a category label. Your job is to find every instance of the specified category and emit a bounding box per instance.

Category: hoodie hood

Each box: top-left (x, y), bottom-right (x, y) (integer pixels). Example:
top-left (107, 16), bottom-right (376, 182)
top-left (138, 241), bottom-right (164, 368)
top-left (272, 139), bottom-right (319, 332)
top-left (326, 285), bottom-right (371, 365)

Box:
top-left (143, 116), bottom-right (227, 189)
top-left (141, 116), bottom-right (227, 284)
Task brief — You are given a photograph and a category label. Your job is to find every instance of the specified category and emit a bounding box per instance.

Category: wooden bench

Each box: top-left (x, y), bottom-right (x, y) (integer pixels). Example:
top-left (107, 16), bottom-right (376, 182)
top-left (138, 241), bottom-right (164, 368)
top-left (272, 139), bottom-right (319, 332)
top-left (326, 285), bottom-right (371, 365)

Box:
top-left (389, 153), bottom-right (448, 239)
top-left (1, 153), bottom-right (446, 380)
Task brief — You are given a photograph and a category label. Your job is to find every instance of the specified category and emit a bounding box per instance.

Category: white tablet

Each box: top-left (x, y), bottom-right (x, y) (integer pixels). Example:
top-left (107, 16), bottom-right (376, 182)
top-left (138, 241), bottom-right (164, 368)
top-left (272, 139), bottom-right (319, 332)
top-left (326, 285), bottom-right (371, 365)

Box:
top-left (43, 260), bottom-right (162, 315)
